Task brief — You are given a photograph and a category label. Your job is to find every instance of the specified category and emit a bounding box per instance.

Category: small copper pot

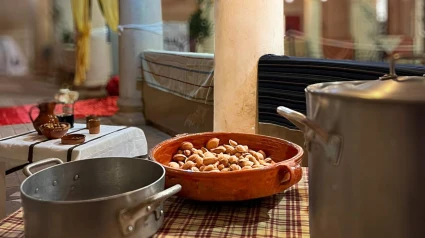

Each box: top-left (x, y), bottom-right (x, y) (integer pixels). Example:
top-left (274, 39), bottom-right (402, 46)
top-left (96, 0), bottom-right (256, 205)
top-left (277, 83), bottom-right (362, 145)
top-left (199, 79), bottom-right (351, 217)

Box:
top-left (88, 118), bottom-right (100, 134)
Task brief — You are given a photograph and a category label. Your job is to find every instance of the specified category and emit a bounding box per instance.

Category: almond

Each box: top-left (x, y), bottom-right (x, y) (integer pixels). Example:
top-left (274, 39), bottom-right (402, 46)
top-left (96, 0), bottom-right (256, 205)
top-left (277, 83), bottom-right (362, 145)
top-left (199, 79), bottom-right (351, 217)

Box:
top-left (203, 157), bottom-right (218, 165)
top-left (183, 150), bottom-right (192, 156)
top-left (173, 154), bottom-right (186, 162)
top-left (239, 160), bottom-right (254, 167)
top-left (186, 154), bottom-right (200, 163)
top-left (195, 156), bottom-right (204, 167)
top-left (229, 139), bottom-right (238, 146)
top-left (211, 146), bottom-right (226, 154)
top-left (224, 145), bottom-right (235, 154)
top-left (203, 165), bottom-right (215, 171)
top-left (219, 157), bottom-right (229, 167)
top-left (229, 164), bottom-right (241, 171)
top-left (265, 158), bottom-right (273, 163)
top-left (235, 145), bottom-right (247, 153)
top-left (255, 152), bottom-right (264, 161)
top-left (180, 142), bottom-right (194, 150)
top-left (247, 155), bottom-right (260, 165)
top-left (191, 167), bottom-right (200, 172)
top-left (206, 138), bottom-right (220, 150)
top-left (182, 161), bottom-right (196, 170)
top-left (168, 162), bottom-right (180, 169)
top-left (258, 150), bottom-right (266, 158)
top-left (204, 152), bottom-right (215, 158)
top-left (229, 155), bottom-right (239, 164)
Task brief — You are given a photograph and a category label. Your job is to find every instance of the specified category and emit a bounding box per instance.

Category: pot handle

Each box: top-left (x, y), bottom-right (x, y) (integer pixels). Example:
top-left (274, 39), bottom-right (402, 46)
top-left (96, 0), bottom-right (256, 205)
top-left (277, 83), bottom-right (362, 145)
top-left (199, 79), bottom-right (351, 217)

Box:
top-left (23, 158), bottom-right (64, 177)
top-left (28, 106), bottom-right (38, 123)
top-left (277, 163), bottom-right (302, 187)
top-left (277, 106), bottom-right (330, 142)
top-left (277, 106), bottom-right (343, 166)
top-left (118, 184), bottom-right (182, 236)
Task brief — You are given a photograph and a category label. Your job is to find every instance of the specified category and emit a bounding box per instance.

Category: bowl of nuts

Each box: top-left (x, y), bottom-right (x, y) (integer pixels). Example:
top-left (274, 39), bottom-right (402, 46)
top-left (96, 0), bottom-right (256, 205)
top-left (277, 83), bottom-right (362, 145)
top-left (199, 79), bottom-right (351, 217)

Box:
top-left (39, 122), bottom-right (70, 139)
top-left (150, 132), bottom-right (303, 201)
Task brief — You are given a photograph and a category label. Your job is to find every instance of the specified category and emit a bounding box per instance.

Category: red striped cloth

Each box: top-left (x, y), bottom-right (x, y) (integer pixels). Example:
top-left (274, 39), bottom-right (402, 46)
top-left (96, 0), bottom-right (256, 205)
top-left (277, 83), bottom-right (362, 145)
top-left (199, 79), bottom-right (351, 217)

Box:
top-left (0, 168), bottom-right (309, 237)
top-left (0, 96), bottom-right (118, 126)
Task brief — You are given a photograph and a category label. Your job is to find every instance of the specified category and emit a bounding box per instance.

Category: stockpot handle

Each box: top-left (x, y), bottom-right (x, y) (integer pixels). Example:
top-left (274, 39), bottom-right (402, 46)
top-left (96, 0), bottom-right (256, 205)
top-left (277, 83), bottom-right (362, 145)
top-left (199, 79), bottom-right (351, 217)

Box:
top-left (23, 158), bottom-right (64, 177)
top-left (118, 184), bottom-right (182, 236)
top-left (380, 53), bottom-right (425, 80)
top-left (277, 106), bottom-right (343, 166)
top-left (277, 106), bottom-right (331, 142)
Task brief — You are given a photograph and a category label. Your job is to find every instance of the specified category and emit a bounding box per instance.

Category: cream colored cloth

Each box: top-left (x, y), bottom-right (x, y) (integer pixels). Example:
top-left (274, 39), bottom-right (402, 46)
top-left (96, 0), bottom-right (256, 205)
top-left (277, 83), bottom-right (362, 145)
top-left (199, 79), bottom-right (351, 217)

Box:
top-left (0, 124), bottom-right (147, 166)
top-left (141, 50), bottom-right (214, 105)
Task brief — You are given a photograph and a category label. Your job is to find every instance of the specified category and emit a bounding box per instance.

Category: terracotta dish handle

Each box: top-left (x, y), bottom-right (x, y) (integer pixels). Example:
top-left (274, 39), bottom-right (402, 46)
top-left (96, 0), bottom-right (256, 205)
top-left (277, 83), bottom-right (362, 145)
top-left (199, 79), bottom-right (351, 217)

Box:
top-left (277, 163), bottom-right (302, 187)
top-left (28, 106), bottom-right (38, 123)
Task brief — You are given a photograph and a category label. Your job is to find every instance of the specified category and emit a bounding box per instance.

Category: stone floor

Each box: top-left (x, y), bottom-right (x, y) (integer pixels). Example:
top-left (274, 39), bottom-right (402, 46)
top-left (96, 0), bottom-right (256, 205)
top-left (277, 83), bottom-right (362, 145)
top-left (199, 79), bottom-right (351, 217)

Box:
top-left (0, 75), bottom-right (171, 216)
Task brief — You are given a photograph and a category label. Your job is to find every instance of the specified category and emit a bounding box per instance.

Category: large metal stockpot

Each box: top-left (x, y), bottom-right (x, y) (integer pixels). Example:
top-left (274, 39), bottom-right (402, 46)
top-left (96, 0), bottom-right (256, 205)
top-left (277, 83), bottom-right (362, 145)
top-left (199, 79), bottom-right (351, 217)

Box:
top-left (20, 157), bottom-right (181, 238)
top-left (277, 54), bottom-right (425, 238)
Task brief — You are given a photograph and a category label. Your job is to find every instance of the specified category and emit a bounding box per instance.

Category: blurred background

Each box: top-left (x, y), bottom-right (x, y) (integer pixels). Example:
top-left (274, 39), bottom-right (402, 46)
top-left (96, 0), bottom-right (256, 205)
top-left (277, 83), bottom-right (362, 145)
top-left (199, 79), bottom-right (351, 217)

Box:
top-left (0, 0), bottom-right (423, 110)
top-left (0, 0), bottom-right (423, 83)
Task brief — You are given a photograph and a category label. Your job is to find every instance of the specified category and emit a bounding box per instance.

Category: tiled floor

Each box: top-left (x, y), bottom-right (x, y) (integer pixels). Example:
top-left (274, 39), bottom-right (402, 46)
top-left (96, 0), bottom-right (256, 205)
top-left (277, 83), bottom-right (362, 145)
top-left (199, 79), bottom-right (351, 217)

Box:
top-left (0, 75), bottom-right (172, 216)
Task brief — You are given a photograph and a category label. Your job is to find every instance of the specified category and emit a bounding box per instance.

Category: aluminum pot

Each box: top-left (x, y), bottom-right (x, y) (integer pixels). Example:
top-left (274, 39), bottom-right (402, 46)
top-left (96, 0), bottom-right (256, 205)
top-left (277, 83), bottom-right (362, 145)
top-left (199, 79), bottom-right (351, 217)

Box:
top-left (20, 157), bottom-right (182, 238)
top-left (277, 54), bottom-right (425, 238)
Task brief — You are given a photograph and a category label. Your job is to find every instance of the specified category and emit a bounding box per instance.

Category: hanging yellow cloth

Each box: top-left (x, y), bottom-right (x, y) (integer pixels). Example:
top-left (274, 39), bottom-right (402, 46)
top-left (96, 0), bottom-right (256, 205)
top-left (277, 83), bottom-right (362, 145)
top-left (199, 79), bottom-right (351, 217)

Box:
top-left (98, 0), bottom-right (119, 31)
top-left (71, 0), bottom-right (91, 86)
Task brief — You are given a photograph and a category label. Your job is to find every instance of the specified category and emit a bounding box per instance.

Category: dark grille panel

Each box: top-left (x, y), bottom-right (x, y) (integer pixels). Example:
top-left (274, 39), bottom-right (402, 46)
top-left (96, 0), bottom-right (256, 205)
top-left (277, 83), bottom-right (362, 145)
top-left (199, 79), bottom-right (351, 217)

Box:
top-left (258, 55), bottom-right (425, 129)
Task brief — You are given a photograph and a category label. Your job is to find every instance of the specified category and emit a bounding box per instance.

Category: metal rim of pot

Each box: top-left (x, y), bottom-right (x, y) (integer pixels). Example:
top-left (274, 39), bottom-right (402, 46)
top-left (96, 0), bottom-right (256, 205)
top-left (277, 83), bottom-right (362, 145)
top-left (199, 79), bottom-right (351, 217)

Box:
top-left (21, 157), bottom-right (182, 237)
top-left (305, 54), bottom-right (425, 103)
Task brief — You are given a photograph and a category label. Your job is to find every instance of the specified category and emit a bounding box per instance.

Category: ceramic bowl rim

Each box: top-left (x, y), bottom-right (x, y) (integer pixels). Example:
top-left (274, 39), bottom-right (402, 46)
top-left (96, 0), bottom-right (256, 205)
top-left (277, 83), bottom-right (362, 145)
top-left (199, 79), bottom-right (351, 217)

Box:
top-left (150, 132), bottom-right (304, 177)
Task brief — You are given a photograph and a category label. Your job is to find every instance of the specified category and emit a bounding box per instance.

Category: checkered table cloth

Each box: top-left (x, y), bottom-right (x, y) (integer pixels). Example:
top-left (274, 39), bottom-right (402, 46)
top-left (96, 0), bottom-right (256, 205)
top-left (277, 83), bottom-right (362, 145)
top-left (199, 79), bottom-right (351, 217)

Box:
top-left (0, 168), bottom-right (309, 238)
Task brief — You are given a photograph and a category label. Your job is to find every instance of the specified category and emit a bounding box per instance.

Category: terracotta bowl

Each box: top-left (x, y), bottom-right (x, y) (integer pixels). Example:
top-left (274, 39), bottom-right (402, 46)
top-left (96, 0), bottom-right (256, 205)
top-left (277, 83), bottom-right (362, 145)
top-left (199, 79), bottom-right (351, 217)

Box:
top-left (150, 132), bottom-right (303, 201)
top-left (61, 134), bottom-right (86, 145)
top-left (39, 122), bottom-right (70, 140)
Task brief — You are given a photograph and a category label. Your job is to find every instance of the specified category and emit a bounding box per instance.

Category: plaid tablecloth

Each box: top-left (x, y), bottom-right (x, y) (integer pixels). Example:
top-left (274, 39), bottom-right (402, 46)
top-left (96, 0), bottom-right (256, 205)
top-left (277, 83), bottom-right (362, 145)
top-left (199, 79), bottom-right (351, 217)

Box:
top-left (0, 168), bottom-right (309, 238)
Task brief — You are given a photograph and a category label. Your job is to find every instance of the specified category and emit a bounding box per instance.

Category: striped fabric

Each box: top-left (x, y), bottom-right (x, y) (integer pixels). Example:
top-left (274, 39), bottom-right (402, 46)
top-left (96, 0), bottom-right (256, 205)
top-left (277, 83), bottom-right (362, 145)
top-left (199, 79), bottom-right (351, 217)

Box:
top-left (141, 50), bottom-right (214, 105)
top-left (0, 168), bottom-right (309, 238)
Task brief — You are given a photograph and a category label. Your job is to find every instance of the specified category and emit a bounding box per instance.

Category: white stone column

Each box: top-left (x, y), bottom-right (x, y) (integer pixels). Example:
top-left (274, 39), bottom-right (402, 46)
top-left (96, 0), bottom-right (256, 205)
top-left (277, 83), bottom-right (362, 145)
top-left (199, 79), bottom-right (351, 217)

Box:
top-left (304, 0), bottom-right (323, 58)
top-left (414, 0), bottom-right (424, 55)
top-left (214, 0), bottom-right (284, 134)
top-left (198, 0), bottom-right (215, 53)
top-left (350, 0), bottom-right (379, 61)
top-left (112, 0), bottom-right (164, 125)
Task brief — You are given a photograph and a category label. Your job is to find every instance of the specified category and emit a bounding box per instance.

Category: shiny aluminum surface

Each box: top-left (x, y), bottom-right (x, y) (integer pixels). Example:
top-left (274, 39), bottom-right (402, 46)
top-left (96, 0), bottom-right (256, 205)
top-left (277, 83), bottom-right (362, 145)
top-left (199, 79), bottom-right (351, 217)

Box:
top-left (277, 54), bottom-right (425, 238)
top-left (20, 157), bottom-right (172, 238)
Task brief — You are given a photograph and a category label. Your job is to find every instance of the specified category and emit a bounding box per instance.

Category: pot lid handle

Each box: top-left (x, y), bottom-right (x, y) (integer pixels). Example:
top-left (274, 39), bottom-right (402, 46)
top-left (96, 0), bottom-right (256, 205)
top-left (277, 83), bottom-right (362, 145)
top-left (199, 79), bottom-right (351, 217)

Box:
top-left (379, 53), bottom-right (425, 80)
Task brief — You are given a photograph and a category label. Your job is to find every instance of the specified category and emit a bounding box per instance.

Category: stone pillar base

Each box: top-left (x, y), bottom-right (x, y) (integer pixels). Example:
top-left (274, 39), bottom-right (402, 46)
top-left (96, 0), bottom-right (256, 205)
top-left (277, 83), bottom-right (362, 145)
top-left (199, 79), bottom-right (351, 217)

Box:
top-left (111, 98), bottom-right (145, 126)
top-left (111, 111), bottom-right (145, 126)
